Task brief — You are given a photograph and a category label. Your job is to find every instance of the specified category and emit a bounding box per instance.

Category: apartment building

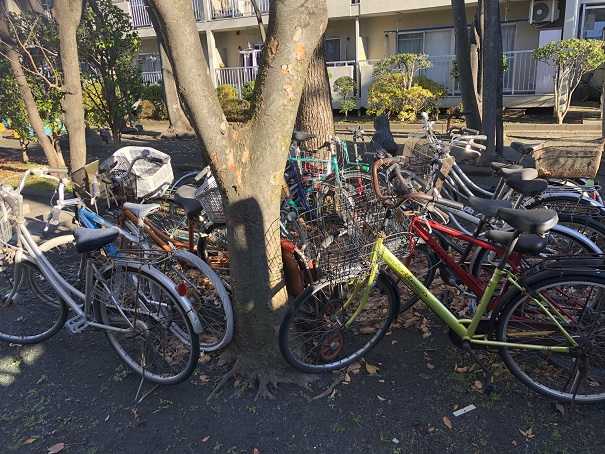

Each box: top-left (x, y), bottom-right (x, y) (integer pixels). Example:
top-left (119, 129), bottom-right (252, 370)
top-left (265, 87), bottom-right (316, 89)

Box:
top-left (7, 1), bottom-right (605, 108)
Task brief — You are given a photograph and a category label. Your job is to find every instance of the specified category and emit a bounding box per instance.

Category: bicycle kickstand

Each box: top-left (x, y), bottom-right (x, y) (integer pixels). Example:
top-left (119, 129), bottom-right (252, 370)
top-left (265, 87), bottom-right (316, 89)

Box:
top-left (461, 341), bottom-right (496, 395)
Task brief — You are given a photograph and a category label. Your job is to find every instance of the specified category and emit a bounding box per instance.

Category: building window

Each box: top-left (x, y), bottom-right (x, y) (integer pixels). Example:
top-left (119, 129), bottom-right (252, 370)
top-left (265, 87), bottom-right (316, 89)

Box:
top-left (325, 38), bottom-right (341, 62)
top-left (580, 5), bottom-right (605, 39)
top-left (397, 32), bottom-right (424, 54)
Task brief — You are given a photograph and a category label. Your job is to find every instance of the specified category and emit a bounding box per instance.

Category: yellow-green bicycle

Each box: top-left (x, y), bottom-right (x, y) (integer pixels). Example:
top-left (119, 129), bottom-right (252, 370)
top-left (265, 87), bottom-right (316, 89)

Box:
top-left (279, 156), bottom-right (605, 404)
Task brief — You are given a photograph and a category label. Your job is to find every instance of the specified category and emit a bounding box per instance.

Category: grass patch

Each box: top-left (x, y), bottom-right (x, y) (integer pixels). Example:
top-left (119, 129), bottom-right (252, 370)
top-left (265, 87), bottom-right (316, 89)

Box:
top-left (0, 156), bottom-right (73, 193)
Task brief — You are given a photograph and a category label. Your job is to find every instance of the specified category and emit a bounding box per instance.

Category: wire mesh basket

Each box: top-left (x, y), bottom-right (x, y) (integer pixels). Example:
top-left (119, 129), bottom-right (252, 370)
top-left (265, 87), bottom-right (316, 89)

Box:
top-left (99, 155), bottom-right (138, 202)
top-left (288, 147), bottom-right (332, 179)
top-left (402, 131), bottom-right (436, 177)
top-left (194, 173), bottom-right (226, 224)
top-left (284, 185), bottom-right (411, 282)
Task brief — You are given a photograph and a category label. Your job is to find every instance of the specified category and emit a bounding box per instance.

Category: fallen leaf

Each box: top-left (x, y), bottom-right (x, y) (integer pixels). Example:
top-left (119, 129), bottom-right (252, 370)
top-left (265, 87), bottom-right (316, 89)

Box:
top-left (453, 404), bottom-right (459, 411)
top-left (343, 373), bottom-right (351, 383)
top-left (20, 438), bottom-right (36, 445)
top-left (104, 415), bottom-right (110, 421)
top-left (443, 416), bottom-right (452, 430)
top-left (378, 379), bottom-right (385, 383)
top-left (131, 408), bottom-right (139, 421)
top-left (199, 375), bottom-right (210, 383)
top-left (427, 363), bottom-right (435, 369)
top-left (455, 365), bottom-right (469, 373)
top-left (519, 428), bottom-right (535, 438)
top-left (512, 440), bottom-right (517, 446)
top-left (474, 380), bottom-right (483, 391)
top-left (253, 449), bottom-right (260, 454)
top-left (391, 340), bottom-right (397, 345)
top-left (202, 436), bottom-right (210, 442)
top-left (377, 395), bottom-right (385, 401)
top-left (48, 442), bottom-right (65, 454)
top-left (555, 402), bottom-right (565, 416)
top-left (366, 363), bottom-right (379, 374)
top-left (330, 388), bottom-right (337, 398)
top-left (233, 379), bottom-right (241, 388)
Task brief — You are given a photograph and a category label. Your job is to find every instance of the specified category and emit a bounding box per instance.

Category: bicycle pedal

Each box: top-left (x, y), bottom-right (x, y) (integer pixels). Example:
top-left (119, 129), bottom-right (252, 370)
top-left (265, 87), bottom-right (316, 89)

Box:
top-left (66, 314), bottom-right (89, 334)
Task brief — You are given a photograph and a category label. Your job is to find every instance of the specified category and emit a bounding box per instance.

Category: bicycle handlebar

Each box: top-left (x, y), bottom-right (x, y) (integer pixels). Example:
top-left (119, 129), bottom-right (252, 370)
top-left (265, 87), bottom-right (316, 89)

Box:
top-left (372, 157), bottom-right (465, 210)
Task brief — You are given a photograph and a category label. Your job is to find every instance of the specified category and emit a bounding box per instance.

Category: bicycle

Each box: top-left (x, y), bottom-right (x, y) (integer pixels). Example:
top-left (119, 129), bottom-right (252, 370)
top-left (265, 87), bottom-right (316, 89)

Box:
top-left (47, 155), bottom-right (234, 352)
top-left (0, 167), bottom-right (202, 385)
top-left (279, 156), bottom-right (605, 404)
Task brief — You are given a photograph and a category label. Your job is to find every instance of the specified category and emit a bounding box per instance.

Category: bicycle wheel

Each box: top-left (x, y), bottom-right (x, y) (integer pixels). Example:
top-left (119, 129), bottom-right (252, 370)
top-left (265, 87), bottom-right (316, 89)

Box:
top-left (157, 250), bottom-right (233, 351)
top-left (145, 197), bottom-right (195, 249)
top-left (94, 264), bottom-right (200, 385)
top-left (279, 273), bottom-right (399, 373)
top-left (389, 242), bottom-right (439, 314)
top-left (0, 259), bottom-right (68, 344)
top-left (39, 234), bottom-right (85, 290)
top-left (497, 271), bottom-right (605, 403)
top-left (470, 225), bottom-right (602, 284)
top-left (572, 82), bottom-right (591, 102)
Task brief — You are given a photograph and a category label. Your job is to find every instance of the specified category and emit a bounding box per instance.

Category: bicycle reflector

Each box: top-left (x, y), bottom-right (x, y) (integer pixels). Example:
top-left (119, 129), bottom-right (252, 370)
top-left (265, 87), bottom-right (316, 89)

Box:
top-left (177, 282), bottom-right (187, 297)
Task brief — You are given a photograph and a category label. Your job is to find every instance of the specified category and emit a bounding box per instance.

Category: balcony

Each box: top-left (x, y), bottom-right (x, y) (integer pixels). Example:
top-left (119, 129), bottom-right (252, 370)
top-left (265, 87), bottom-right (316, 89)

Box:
top-left (139, 50), bottom-right (545, 107)
top-left (210, 0), bottom-right (269, 19)
top-left (130, 0), bottom-right (204, 28)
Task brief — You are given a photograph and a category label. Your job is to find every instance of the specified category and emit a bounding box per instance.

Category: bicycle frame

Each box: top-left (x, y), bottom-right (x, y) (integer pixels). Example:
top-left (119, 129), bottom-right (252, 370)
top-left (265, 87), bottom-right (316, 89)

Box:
top-left (351, 237), bottom-right (577, 352)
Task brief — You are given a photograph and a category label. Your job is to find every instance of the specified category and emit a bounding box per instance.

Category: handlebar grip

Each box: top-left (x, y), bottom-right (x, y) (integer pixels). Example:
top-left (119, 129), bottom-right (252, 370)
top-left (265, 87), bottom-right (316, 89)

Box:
top-left (147, 156), bottom-right (165, 164)
top-left (474, 135), bottom-right (488, 141)
top-left (434, 197), bottom-right (465, 211)
top-left (195, 166), bottom-right (212, 182)
top-left (471, 143), bottom-right (487, 151)
top-left (47, 168), bottom-right (69, 174)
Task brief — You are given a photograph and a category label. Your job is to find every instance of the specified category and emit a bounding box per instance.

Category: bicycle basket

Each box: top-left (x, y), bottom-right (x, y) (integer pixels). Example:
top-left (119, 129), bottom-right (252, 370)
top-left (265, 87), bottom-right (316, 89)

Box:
top-left (288, 147), bottom-right (332, 179)
top-left (99, 155), bottom-right (138, 202)
top-left (194, 172), bottom-right (226, 224)
top-left (101, 146), bottom-right (174, 200)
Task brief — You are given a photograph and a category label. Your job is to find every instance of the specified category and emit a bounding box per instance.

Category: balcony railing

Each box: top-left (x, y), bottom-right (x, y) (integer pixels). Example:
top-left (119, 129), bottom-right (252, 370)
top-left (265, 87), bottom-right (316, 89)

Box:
top-left (130, 0), bottom-right (204, 28)
top-left (210, 0), bottom-right (269, 20)
top-left (139, 50), bottom-right (542, 104)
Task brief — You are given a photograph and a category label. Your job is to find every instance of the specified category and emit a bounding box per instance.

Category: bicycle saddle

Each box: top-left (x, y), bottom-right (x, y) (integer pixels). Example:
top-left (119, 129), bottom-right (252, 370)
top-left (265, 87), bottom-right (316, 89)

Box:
top-left (505, 178), bottom-right (548, 197)
top-left (123, 202), bottom-right (161, 220)
top-left (490, 162), bottom-right (523, 172)
top-left (467, 195), bottom-right (512, 218)
top-left (292, 131), bottom-right (317, 142)
top-left (484, 230), bottom-right (548, 254)
top-left (173, 184), bottom-right (204, 218)
top-left (496, 207), bottom-right (558, 234)
top-left (510, 141), bottom-right (544, 154)
top-left (496, 167), bottom-right (538, 181)
top-left (73, 226), bottom-right (120, 253)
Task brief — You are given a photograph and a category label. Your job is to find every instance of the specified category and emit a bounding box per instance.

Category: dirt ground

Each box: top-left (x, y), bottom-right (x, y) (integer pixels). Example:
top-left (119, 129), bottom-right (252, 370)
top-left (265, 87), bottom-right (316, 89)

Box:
top-left (1, 118), bottom-right (605, 454)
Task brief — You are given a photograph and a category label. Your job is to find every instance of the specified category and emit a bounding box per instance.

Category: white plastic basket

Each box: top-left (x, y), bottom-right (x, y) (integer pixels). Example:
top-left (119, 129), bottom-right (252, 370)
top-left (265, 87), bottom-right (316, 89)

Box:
top-left (194, 171), bottom-right (226, 224)
top-left (101, 146), bottom-right (174, 200)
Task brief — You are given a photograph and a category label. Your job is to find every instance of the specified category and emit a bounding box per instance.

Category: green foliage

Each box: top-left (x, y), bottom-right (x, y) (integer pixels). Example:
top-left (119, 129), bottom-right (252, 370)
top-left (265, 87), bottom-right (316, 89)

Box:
top-left (216, 84), bottom-right (249, 121)
top-left (241, 81), bottom-right (255, 102)
top-left (138, 100), bottom-right (156, 119)
top-left (450, 55), bottom-right (508, 81)
top-left (141, 84), bottom-right (167, 120)
top-left (372, 53), bottom-right (432, 90)
top-left (413, 75), bottom-right (446, 99)
top-left (78, 0), bottom-right (144, 133)
top-left (333, 76), bottom-right (357, 118)
top-left (532, 38), bottom-right (605, 122)
top-left (367, 73), bottom-right (438, 121)
top-left (0, 60), bottom-right (34, 142)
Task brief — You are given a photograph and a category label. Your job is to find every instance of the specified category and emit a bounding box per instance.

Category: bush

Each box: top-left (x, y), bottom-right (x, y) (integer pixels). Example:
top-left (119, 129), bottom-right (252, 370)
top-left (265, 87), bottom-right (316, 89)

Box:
top-left (138, 99), bottom-right (156, 119)
top-left (216, 84), bottom-right (249, 122)
top-left (413, 75), bottom-right (447, 99)
top-left (241, 81), bottom-right (255, 102)
top-left (367, 74), bottom-right (437, 122)
top-left (140, 83), bottom-right (167, 120)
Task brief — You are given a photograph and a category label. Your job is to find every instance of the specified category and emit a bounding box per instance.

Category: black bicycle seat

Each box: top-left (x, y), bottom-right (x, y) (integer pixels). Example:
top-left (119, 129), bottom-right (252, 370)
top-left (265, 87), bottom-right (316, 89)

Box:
top-left (73, 226), bottom-right (120, 253)
top-left (496, 207), bottom-right (558, 234)
top-left (292, 131), bottom-right (318, 142)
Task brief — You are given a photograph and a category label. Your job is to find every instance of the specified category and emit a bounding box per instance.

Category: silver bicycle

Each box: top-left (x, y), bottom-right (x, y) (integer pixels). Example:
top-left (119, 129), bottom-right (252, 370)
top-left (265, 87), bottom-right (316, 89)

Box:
top-left (0, 167), bottom-right (203, 385)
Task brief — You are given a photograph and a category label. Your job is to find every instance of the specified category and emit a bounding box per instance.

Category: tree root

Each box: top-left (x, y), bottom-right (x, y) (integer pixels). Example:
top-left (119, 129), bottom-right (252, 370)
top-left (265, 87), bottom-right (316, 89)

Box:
top-left (208, 355), bottom-right (319, 401)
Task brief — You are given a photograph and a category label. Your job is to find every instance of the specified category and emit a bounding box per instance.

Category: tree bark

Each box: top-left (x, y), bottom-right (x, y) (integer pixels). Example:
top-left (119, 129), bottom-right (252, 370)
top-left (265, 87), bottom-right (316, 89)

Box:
top-left (451, 0), bottom-right (481, 131)
top-left (52, 0), bottom-right (87, 173)
top-left (0, 14), bottom-right (65, 167)
top-left (146, 0), bottom-right (328, 391)
top-left (145, 2), bottom-right (193, 135)
top-left (295, 34), bottom-right (334, 152)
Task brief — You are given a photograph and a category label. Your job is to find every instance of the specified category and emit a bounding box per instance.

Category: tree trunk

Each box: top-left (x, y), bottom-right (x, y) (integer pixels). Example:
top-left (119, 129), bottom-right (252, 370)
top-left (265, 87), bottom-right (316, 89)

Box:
top-left (145, 2), bottom-right (193, 135)
top-left (451, 0), bottom-right (481, 131)
top-left (477, 0), bottom-right (499, 165)
top-left (469, 3), bottom-right (483, 117)
top-left (295, 34), bottom-right (334, 152)
top-left (19, 138), bottom-right (29, 163)
top-left (0, 15), bottom-right (65, 168)
top-left (146, 0), bottom-right (328, 395)
top-left (52, 0), bottom-right (87, 173)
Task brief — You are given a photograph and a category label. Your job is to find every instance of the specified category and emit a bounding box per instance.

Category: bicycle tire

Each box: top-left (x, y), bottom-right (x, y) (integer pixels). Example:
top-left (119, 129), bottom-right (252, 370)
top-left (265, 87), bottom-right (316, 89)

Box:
top-left (93, 263), bottom-right (200, 385)
top-left (157, 249), bottom-right (233, 351)
top-left (279, 272), bottom-right (399, 373)
top-left (38, 234), bottom-right (85, 290)
top-left (145, 197), bottom-right (195, 249)
top-left (385, 242), bottom-right (438, 314)
top-left (572, 82), bottom-right (591, 102)
top-left (497, 271), bottom-right (605, 403)
top-left (0, 259), bottom-right (68, 344)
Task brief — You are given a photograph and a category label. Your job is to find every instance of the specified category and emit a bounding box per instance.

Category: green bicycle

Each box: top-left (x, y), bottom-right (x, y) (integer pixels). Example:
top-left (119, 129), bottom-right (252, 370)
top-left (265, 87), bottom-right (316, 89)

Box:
top-left (279, 156), bottom-right (605, 404)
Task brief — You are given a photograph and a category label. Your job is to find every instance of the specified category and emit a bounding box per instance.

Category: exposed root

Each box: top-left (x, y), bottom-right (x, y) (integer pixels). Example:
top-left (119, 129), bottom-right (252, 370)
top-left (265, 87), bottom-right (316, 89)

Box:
top-left (312, 374), bottom-right (345, 400)
top-left (208, 355), bottom-right (318, 401)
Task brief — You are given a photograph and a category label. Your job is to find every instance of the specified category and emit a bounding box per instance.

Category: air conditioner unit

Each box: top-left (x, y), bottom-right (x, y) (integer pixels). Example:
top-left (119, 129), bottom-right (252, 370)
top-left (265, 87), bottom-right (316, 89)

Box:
top-left (529, 0), bottom-right (560, 24)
